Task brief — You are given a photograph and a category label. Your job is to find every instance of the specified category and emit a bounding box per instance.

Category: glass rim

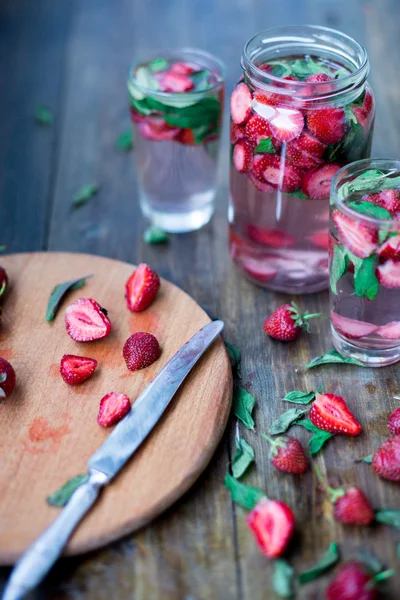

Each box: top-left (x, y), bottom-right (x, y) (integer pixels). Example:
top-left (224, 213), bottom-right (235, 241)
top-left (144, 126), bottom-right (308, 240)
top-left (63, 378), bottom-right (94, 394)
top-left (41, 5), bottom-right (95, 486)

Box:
top-left (331, 158), bottom-right (400, 226)
top-left (127, 47), bottom-right (226, 99)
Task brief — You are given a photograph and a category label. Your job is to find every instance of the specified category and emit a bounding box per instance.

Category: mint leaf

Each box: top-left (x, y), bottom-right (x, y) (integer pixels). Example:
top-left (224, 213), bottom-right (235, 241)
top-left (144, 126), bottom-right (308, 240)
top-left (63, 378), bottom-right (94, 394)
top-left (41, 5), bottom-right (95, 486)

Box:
top-left (298, 543), bottom-right (340, 583)
top-left (0, 245), bottom-right (7, 252)
top-left (372, 568), bottom-right (395, 583)
top-left (115, 129), bottom-right (134, 151)
top-left (269, 408), bottom-right (308, 435)
top-left (143, 226), bottom-right (168, 244)
top-left (232, 437), bottom-right (255, 479)
top-left (148, 58), bottom-right (169, 73)
top-left (347, 200), bottom-right (392, 221)
top-left (356, 454), bottom-right (373, 463)
top-left (135, 66), bottom-right (159, 92)
top-left (224, 473), bottom-right (265, 510)
top-left (309, 430), bottom-right (334, 455)
top-left (35, 104), bottom-right (53, 126)
top-left (189, 69), bottom-right (211, 91)
top-left (345, 106), bottom-right (358, 125)
top-left (225, 342), bottom-right (241, 369)
top-left (296, 418), bottom-right (319, 433)
top-left (47, 474), bottom-right (89, 507)
top-left (330, 242), bottom-right (349, 295)
top-left (233, 387), bottom-right (256, 430)
top-left (350, 253), bottom-right (379, 300)
top-left (129, 97), bottom-right (155, 116)
top-left (375, 509), bottom-right (400, 529)
top-left (286, 190), bottom-right (310, 199)
top-left (72, 184), bottom-right (99, 209)
top-left (46, 274), bottom-right (92, 321)
top-left (306, 349), bottom-right (367, 369)
top-left (273, 558), bottom-right (295, 598)
top-left (254, 137), bottom-right (276, 154)
top-left (290, 57), bottom-right (332, 79)
top-left (282, 390), bottom-right (315, 405)
top-left (339, 169), bottom-right (400, 199)
top-left (267, 60), bottom-right (292, 78)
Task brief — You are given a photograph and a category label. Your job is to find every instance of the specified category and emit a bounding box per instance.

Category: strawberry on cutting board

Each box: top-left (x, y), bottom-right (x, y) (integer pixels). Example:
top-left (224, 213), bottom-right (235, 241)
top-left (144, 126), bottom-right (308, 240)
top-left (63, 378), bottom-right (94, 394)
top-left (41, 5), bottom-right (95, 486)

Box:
top-left (0, 357), bottom-right (16, 398)
top-left (125, 263), bottom-right (160, 312)
top-left (60, 354), bottom-right (98, 386)
top-left (65, 298), bottom-right (111, 342)
top-left (310, 391), bottom-right (362, 435)
top-left (123, 332), bottom-right (161, 371)
top-left (97, 392), bottom-right (131, 428)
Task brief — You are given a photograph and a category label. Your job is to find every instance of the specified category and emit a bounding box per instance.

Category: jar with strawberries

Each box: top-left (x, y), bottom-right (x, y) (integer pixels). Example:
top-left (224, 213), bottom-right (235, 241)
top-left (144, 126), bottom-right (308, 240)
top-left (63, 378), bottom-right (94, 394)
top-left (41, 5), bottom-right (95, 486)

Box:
top-left (229, 26), bottom-right (375, 294)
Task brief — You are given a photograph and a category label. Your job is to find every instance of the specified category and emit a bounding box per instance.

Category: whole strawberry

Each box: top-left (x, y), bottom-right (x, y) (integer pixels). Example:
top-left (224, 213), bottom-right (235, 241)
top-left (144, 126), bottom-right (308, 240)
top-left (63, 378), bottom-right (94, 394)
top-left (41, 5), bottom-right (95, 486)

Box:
top-left (372, 435), bottom-right (400, 482)
top-left (326, 561), bottom-right (378, 600)
top-left (246, 498), bottom-right (295, 558)
top-left (262, 434), bottom-right (308, 474)
top-left (263, 301), bottom-right (322, 342)
top-left (0, 267), bottom-right (8, 302)
top-left (310, 391), bottom-right (361, 436)
top-left (329, 486), bottom-right (375, 526)
top-left (123, 332), bottom-right (161, 371)
top-left (0, 357), bottom-right (16, 398)
top-left (388, 407), bottom-right (400, 435)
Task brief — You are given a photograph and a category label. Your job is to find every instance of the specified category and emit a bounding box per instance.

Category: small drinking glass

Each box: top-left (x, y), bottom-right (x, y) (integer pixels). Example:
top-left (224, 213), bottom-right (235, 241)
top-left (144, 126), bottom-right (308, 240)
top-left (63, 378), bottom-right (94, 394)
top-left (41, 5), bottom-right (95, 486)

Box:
top-left (127, 49), bottom-right (225, 233)
top-left (330, 158), bottom-right (400, 366)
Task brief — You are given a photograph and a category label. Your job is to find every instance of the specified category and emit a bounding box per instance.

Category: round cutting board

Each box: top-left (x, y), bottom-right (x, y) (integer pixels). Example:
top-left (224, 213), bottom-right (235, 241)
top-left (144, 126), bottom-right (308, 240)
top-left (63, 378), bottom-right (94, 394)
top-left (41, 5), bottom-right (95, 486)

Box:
top-left (0, 252), bottom-right (232, 565)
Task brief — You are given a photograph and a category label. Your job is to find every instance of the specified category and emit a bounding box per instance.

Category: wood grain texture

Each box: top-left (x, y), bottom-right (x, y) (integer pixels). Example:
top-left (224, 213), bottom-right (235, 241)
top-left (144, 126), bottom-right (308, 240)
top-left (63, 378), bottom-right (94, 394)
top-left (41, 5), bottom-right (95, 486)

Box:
top-left (0, 252), bottom-right (232, 563)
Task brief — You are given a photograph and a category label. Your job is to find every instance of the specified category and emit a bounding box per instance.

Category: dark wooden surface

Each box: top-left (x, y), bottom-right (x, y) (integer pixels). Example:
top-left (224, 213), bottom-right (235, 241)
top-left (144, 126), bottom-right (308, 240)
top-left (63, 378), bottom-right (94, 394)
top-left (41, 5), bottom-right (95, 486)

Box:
top-left (0, 0), bottom-right (399, 598)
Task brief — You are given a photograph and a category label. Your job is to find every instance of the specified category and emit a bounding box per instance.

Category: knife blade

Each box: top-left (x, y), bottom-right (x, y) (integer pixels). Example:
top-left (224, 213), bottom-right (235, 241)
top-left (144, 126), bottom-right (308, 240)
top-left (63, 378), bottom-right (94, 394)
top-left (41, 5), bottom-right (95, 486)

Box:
top-left (3, 320), bottom-right (224, 600)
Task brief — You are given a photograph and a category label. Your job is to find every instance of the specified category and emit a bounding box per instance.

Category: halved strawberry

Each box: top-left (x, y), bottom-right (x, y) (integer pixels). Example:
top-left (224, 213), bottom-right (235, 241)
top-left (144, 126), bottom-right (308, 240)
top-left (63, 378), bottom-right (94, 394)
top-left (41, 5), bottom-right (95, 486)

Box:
top-left (65, 298), bottom-right (111, 342)
top-left (160, 71), bottom-right (194, 92)
top-left (246, 498), bottom-right (295, 558)
top-left (310, 392), bottom-right (362, 436)
top-left (332, 210), bottom-right (377, 258)
top-left (233, 139), bottom-right (253, 173)
top-left (362, 189), bottom-right (400, 214)
top-left (252, 154), bottom-right (272, 181)
top-left (97, 392), bottom-right (131, 427)
top-left (258, 154), bottom-right (302, 193)
top-left (301, 163), bottom-right (341, 200)
top-left (230, 83), bottom-right (252, 125)
top-left (176, 128), bottom-right (196, 145)
top-left (307, 230), bottom-right (329, 250)
top-left (330, 311), bottom-right (378, 339)
top-left (377, 259), bottom-right (400, 288)
top-left (138, 117), bottom-right (180, 141)
top-left (169, 61), bottom-right (195, 76)
top-left (307, 107), bottom-right (346, 144)
top-left (125, 263), bottom-right (160, 312)
top-left (240, 258), bottom-right (278, 282)
top-left (60, 354), bottom-right (98, 385)
top-left (247, 172), bottom-right (275, 193)
top-left (245, 114), bottom-right (272, 144)
top-left (376, 235), bottom-right (400, 260)
top-left (230, 123), bottom-right (246, 144)
top-left (377, 321), bottom-right (400, 340)
top-left (269, 106), bottom-right (304, 142)
top-left (247, 225), bottom-right (296, 248)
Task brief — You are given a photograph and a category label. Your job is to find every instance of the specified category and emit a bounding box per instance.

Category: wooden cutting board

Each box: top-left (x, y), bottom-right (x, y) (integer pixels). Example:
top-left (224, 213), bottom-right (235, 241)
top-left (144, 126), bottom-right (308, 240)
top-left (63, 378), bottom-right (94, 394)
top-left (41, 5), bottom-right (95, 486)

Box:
top-left (0, 252), bottom-right (232, 565)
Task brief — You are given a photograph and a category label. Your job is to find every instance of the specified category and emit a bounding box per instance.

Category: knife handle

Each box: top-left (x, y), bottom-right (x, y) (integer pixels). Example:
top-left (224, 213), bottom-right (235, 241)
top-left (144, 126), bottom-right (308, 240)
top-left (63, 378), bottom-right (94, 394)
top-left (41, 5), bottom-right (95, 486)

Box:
top-left (3, 469), bottom-right (107, 600)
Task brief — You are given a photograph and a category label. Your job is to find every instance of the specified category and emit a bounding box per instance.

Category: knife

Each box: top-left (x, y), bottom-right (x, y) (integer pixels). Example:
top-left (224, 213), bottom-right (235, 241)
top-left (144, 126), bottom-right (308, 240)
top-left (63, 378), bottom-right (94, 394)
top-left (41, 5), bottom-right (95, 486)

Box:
top-left (2, 320), bottom-right (224, 600)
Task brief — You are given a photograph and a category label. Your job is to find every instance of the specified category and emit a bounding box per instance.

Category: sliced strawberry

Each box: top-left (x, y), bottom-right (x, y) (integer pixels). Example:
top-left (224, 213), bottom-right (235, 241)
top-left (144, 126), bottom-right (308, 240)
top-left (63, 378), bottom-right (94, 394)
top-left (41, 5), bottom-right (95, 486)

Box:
top-left (307, 107), bottom-right (346, 144)
top-left (230, 123), bottom-right (246, 144)
top-left (176, 128), bottom-right (196, 145)
top-left (125, 263), bottom-right (160, 312)
top-left (301, 163), bottom-right (341, 200)
top-left (0, 357), bottom-right (16, 398)
top-left (253, 91), bottom-right (284, 108)
top-left (247, 498), bottom-right (295, 558)
top-left (123, 332), bottom-right (161, 371)
top-left (310, 392), bottom-right (362, 436)
top-left (247, 225), bottom-right (296, 248)
top-left (230, 83), bottom-right (252, 125)
top-left (252, 154), bottom-right (271, 180)
top-left (377, 321), bottom-right (400, 340)
top-left (351, 89), bottom-right (375, 130)
top-left (233, 139), bottom-right (253, 173)
top-left (241, 258), bottom-right (278, 282)
top-left (332, 210), bottom-right (377, 258)
top-left (65, 298), bottom-right (111, 342)
top-left (169, 61), bottom-right (195, 76)
top-left (330, 311), bottom-right (378, 339)
top-left (377, 259), bottom-right (400, 288)
top-left (97, 392), bottom-right (131, 427)
top-left (362, 189), bottom-right (400, 214)
top-left (376, 235), bottom-right (400, 260)
top-left (286, 142), bottom-right (322, 169)
top-left (258, 154), bottom-right (302, 193)
top-left (60, 354), bottom-right (98, 386)
top-left (247, 172), bottom-right (276, 193)
top-left (160, 71), bottom-right (194, 92)
top-left (269, 106), bottom-right (304, 142)
top-left (295, 131), bottom-right (326, 157)
top-left (307, 230), bottom-right (329, 250)
top-left (306, 73), bottom-right (333, 83)
top-left (138, 117), bottom-right (180, 141)
top-left (129, 107), bottom-right (145, 124)
top-left (245, 114), bottom-right (272, 144)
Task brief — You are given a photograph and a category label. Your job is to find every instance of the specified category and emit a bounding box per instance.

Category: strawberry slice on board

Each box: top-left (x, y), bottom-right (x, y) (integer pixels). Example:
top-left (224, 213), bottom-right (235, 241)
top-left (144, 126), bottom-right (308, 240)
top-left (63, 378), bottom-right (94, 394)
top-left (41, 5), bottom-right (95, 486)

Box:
top-left (233, 139), bottom-right (253, 173)
top-left (246, 498), bottom-right (295, 559)
top-left (301, 163), bottom-right (341, 200)
top-left (60, 355), bottom-right (98, 386)
top-left (376, 259), bottom-right (400, 288)
top-left (332, 210), bottom-right (378, 258)
top-left (330, 311), bottom-right (378, 339)
top-left (97, 392), bottom-right (131, 428)
top-left (230, 83), bottom-right (252, 125)
top-left (125, 263), bottom-right (161, 312)
top-left (247, 225), bottom-right (296, 248)
top-left (65, 298), bottom-right (112, 342)
top-left (310, 391), bottom-right (362, 436)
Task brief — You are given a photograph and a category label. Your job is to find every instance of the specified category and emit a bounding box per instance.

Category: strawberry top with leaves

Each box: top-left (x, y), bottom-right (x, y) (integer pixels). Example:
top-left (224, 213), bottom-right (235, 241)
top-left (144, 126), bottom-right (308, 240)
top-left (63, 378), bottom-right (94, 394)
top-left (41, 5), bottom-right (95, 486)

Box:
top-left (262, 434), bottom-right (308, 474)
top-left (263, 301), bottom-right (323, 342)
top-left (125, 263), bottom-right (160, 313)
top-left (246, 498), bottom-right (295, 558)
top-left (310, 391), bottom-right (362, 436)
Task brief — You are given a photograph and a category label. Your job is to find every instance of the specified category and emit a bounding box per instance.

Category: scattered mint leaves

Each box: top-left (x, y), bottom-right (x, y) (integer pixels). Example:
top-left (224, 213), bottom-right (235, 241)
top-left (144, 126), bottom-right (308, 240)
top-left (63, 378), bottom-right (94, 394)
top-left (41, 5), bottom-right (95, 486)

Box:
top-left (254, 137), bottom-right (276, 154)
top-left (283, 390), bottom-right (315, 405)
top-left (330, 244), bottom-right (349, 295)
top-left (115, 129), bottom-right (134, 151)
top-left (233, 387), bottom-right (256, 430)
top-left (375, 509), bottom-right (400, 529)
top-left (47, 474), bottom-right (89, 507)
top-left (268, 408), bottom-right (308, 435)
top-left (232, 436), bottom-right (255, 479)
top-left (224, 473), bottom-right (265, 510)
top-left (225, 342), bottom-right (241, 369)
top-left (295, 418), bottom-right (318, 433)
top-left (35, 105), bottom-right (53, 126)
top-left (143, 226), bottom-right (168, 244)
top-left (148, 58), bottom-right (169, 73)
top-left (273, 558), bottom-right (295, 598)
top-left (290, 57), bottom-right (333, 79)
top-left (72, 184), bottom-right (99, 209)
top-left (46, 274), bottom-right (92, 321)
top-left (306, 349), bottom-right (366, 369)
top-left (298, 542), bottom-right (340, 583)
top-left (356, 454), bottom-right (373, 463)
top-left (309, 430), bottom-right (334, 455)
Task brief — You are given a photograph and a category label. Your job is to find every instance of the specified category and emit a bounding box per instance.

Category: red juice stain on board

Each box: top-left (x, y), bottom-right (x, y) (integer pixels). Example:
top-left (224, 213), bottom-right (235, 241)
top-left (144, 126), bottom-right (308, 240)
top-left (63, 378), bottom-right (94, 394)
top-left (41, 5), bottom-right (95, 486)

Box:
top-left (0, 348), bottom-right (15, 361)
top-left (129, 312), bottom-right (161, 334)
top-left (23, 415), bottom-right (71, 454)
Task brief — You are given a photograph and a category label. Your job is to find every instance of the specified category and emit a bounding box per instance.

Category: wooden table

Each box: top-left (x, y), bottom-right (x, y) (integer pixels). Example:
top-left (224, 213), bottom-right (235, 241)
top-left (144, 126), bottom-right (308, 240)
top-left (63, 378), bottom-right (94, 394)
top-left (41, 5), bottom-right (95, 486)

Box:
top-left (0, 0), bottom-right (399, 598)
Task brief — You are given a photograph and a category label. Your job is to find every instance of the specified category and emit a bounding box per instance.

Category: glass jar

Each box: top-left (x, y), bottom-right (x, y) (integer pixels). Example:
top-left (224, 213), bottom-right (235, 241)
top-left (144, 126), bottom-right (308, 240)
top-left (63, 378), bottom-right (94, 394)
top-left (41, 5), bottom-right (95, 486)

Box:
top-left (229, 25), bottom-right (375, 294)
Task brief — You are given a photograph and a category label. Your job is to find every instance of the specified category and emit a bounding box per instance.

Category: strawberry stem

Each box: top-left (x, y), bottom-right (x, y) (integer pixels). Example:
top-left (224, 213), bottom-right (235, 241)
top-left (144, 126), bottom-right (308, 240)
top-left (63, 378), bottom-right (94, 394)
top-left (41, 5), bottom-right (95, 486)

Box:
top-left (313, 463), bottom-right (327, 490)
top-left (371, 568), bottom-right (395, 584)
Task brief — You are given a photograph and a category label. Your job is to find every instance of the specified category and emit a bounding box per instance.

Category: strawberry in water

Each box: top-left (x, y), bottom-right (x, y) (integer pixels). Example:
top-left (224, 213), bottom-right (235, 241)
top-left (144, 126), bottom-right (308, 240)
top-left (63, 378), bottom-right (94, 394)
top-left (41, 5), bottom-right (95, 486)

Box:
top-left (263, 301), bottom-right (323, 342)
top-left (376, 259), bottom-right (400, 288)
top-left (125, 263), bottom-right (160, 312)
top-left (262, 434), bottom-right (308, 474)
top-left (65, 298), bottom-right (111, 342)
top-left (97, 392), bottom-right (131, 427)
top-left (388, 407), bottom-right (400, 435)
top-left (246, 498), bottom-right (295, 558)
top-left (245, 114), bottom-right (272, 144)
top-left (376, 321), bottom-right (400, 339)
top-left (138, 117), bottom-right (180, 141)
top-left (60, 354), bottom-right (98, 386)
top-left (307, 107), bottom-right (346, 144)
top-left (257, 154), bottom-right (302, 193)
top-left (230, 83), bottom-right (252, 125)
top-left (332, 210), bottom-right (377, 258)
top-left (169, 62), bottom-right (195, 76)
top-left (230, 123), bottom-right (246, 144)
top-left (0, 357), bottom-right (16, 398)
top-left (247, 172), bottom-right (276, 193)
top-left (372, 435), bottom-right (400, 482)
top-left (247, 225), bottom-right (296, 248)
top-left (286, 141), bottom-right (323, 169)
top-left (295, 130), bottom-right (326, 157)
top-left (330, 311), bottom-right (378, 339)
top-left (233, 140), bottom-right (253, 173)
top-left (160, 71), bottom-right (194, 93)
top-left (241, 258), bottom-right (278, 282)
top-left (352, 89), bottom-right (375, 131)
top-left (326, 562), bottom-right (379, 600)
top-left (268, 106), bottom-right (304, 142)
top-left (310, 391), bottom-right (362, 436)
top-left (123, 332), bottom-right (161, 371)
top-left (362, 189), bottom-right (400, 214)
top-left (306, 73), bottom-right (333, 83)
top-left (176, 128), bottom-right (196, 145)
top-left (307, 230), bottom-right (330, 250)
top-left (301, 163), bottom-right (341, 200)
top-left (376, 234), bottom-right (400, 260)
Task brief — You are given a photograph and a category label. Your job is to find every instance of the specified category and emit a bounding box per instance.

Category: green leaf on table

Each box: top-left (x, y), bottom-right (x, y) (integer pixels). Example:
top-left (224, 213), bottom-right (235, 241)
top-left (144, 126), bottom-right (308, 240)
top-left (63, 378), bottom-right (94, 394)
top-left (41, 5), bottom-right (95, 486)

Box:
top-left (232, 437), bottom-right (255, 479)
top-left (273, 558), bottom-right (295, 598)
top-left (295, 418), bottom-right (319, 433)
top-left (47, 474), bottom-right (89, 507)
top-left (115, 129), bottom-right (134, 151)
top-left (330, 243), bottom-right (349, 295)
top-left (189, 69), bottom-right (211, 90)
top-left (296, 418), bottom-right (334, 454)
top-left (148, 57), bottom-right (169, 73)
top-left (355, 454), bottom-right (373, 463)
top-left (224, 473), bottom-right (265, 510)
top-left (347, 200), bottom-right (392, 221)
top-left (225, 342), bottom-right (241, 369)
top-left (143, 226), bottom-right (168, 244)
top-left (35, 104), bottom-right (53, 126)
top-left (254, 137), bottom-right (276, 154)
top-left (349, 253), bottom-right (379, 300)
top-left (298, 542), bottom-right (340, 584)
top-left (283, 390), bottom-right (315, 405)
top-left (233, 387), bottom-right (256, 430)
top-left (306, 349), bottom-right (367, 369)
top-left (46, 274), bottom-right (92, 321)
top-left (372, 568), bottom-right (396, 583)
top-left (268, 408), bottom-right (308, 435)
top-left (72, 184), bottom-right (99, 209)
top-left (375, 509), bottom-right (400, 529)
